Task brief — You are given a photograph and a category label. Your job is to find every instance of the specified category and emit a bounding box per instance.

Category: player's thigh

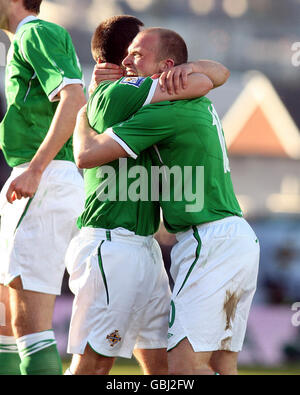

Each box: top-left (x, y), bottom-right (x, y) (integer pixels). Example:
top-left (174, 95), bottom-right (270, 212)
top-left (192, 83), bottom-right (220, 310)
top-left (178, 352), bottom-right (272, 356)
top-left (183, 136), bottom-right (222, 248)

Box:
top-left (70, 344), bottom-right (115, 375)
top-left (8, 276), bottom-right (56, 336)
top-left (0, 284), bottom-right (13, 336)
top-left (209, 350), bottom-right (238, 375)
top-left (168, 338), bottom-right (214, 375)
top-left (133, 348), bottom-right (168, 375)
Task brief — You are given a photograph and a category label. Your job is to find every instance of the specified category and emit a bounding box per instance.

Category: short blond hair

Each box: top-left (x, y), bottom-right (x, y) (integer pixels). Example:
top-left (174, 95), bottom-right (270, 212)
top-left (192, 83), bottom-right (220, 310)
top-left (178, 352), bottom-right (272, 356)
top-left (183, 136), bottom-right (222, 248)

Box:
top-left (142, 27), bottom-right (188, 65)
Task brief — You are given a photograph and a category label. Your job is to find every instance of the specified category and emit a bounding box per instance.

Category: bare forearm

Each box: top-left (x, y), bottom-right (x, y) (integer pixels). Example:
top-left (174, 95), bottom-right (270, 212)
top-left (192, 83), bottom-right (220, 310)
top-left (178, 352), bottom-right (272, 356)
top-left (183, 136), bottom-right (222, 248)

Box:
top-left (152, 73), bottom-right (213, 103)
top-left (73, 118), bottom-right (100, 168)
top-left (191, 60), bottom-right (230, 88)
top-left (74, 107), bottom-right (127, 169)
top-left (73, 103), bottom-right (108, 169)
top-left (73, 128), bottom-right (112, 169)
top-left (28, 85), bottom-right (86, 175)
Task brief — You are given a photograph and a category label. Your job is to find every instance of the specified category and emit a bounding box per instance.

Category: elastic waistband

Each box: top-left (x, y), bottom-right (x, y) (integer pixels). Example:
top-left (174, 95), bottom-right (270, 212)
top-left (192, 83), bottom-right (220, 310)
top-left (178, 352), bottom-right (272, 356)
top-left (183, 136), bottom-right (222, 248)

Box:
top-left (81, 227), bottom-right (154, 246)
top-left (176, 216), bottom-right (244, 242)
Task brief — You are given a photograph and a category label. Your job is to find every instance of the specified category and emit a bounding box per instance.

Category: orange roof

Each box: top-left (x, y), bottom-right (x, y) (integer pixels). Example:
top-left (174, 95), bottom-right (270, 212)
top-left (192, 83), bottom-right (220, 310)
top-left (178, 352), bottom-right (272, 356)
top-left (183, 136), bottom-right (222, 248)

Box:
top-left (222, 72), bottom-right (300, 159)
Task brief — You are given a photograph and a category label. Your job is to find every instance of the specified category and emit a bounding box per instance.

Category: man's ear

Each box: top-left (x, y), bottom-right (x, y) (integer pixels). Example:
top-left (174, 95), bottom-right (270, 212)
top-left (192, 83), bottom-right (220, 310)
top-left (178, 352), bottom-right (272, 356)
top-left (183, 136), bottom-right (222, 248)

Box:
top-left (159, 58), bottom-right (175, 72)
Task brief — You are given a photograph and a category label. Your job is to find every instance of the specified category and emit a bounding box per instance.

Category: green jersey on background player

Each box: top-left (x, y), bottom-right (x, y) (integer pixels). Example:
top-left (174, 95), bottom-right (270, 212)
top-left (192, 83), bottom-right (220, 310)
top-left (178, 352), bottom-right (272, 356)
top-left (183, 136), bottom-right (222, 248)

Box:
top-left (0, 16), bottom-right (83, 167)
top-left (0, 7), bottom-right (86, 377)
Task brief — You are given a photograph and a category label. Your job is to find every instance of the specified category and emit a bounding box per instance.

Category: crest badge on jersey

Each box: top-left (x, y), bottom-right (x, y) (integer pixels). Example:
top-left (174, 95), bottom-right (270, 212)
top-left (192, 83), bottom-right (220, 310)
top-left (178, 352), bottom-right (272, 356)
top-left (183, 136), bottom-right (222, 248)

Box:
top-left (106, 330), bottom-right (122, 347)
top-left (120, 76), bottom-right (146, 88)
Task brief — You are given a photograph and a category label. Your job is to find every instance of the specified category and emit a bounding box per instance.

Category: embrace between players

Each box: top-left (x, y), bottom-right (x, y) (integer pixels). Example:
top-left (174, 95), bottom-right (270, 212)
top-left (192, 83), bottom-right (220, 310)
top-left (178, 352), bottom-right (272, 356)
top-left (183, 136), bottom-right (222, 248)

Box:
top-left (0, 0), bottom-right (259, 376)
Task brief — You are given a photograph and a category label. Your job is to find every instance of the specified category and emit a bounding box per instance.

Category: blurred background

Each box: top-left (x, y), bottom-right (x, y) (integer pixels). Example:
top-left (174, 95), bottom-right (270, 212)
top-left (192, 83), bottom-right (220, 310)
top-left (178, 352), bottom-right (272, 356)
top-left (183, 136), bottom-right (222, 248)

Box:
top-left (1, 0), bottom-right (300, 373)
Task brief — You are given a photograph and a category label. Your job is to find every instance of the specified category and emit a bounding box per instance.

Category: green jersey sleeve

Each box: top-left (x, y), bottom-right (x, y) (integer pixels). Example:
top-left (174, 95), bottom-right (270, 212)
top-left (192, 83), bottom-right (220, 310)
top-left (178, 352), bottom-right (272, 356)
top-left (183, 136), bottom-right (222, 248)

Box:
top-left (107, 101), bottom-right (176, 158)
top-left (87, 76), bottom-right (158, 134)
top-left (20, 23), bottom-right (83, 102)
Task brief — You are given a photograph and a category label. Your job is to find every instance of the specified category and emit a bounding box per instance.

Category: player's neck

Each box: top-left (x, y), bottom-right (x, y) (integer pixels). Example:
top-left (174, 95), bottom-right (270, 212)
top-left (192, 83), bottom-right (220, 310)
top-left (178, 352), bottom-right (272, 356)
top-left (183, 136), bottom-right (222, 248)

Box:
top-left (9, 10), bottom-right (38, 35)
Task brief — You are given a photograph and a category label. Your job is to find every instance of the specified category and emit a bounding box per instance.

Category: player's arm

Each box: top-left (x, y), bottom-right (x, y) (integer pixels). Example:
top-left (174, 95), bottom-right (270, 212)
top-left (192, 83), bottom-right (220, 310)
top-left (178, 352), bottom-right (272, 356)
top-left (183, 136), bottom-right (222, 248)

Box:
top-left (74, 105), bottom-right (128, 170)
top-left (89, 62), bottom-right (124, 95)
top-left (151, 73), bottom-right (213, 103)
top-left (91, 60), bottom-right (229, 97)
top-left (74, 102), bottom-right (172, 169)
top-left (6, 26), bottom-right (86, 202)
top-left (6, 85), bottom-right (86, 202)
top-left (158, 60), bottom-right (230, 95)
top-left (195, 60), bottom-right (230, 88)
top-left (91, 62), bottom-right (124, 84)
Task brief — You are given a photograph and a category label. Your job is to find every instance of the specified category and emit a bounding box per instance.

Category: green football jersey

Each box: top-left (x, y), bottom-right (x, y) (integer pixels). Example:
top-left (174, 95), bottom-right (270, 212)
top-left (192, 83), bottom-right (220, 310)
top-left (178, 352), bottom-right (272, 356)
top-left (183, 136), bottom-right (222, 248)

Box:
top-left (109, 97), bottom-right (243, 233)
top-left (78, 76), bottom-right (160, 236)
top-left (0, 17), bottom-right (83, 167)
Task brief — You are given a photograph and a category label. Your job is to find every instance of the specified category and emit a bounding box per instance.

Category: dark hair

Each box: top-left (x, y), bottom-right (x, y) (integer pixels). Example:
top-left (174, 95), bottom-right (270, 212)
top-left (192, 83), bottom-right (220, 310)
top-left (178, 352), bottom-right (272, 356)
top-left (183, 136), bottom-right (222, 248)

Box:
top-left (23, 0), bottom-right (43, 13)
top-left (91, 15), bottom-right (144, 65)
top-left (144, 28), bottom-right (188, 66)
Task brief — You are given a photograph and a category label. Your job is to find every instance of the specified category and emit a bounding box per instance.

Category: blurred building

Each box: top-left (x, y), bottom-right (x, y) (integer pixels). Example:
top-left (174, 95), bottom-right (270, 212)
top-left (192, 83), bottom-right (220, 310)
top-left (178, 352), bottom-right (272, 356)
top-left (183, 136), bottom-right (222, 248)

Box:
top-left (36, 0), bottom-right (300, 85)
top-left (209, 71), bottom-right (300, 218)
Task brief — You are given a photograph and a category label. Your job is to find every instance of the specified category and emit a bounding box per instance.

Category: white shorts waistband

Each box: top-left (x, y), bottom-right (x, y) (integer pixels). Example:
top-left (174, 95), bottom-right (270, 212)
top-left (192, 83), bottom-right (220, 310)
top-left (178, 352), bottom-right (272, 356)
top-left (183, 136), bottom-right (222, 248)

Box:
top-left (80, 227), bottom-right (154, 246)
top-left (175, 216), bottom-right (244, 242)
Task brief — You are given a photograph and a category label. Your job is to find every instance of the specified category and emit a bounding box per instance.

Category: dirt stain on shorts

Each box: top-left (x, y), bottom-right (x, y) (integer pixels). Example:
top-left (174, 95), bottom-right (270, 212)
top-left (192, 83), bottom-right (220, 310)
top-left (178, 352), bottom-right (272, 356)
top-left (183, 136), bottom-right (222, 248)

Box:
top-left (221, 290), bottom-right (242, 350)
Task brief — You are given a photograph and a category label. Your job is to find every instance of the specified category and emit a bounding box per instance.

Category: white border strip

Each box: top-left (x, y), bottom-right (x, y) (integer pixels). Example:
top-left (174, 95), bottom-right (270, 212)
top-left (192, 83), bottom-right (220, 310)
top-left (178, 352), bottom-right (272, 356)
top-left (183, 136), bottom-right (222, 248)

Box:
top-left (48, 78), bottom-right (84, 102)
top-left (106, 128), bottom-right (138, 159)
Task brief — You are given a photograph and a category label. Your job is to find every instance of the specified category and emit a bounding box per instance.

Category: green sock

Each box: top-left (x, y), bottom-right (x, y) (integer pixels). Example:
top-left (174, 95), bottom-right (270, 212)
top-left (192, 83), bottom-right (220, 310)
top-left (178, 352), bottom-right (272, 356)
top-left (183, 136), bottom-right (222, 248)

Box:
top-left (16, 330), bottom-right (62, 375)
top-left (0, 336), bottom-right (21, 375)
top-left (19, 344), bottom-right (62, 375)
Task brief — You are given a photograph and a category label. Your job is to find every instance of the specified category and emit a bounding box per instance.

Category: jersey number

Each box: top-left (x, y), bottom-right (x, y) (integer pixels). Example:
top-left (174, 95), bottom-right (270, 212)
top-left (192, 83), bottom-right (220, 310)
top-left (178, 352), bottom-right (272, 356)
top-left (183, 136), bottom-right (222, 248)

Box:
top-left (208, 104), bottom-right (230, 173)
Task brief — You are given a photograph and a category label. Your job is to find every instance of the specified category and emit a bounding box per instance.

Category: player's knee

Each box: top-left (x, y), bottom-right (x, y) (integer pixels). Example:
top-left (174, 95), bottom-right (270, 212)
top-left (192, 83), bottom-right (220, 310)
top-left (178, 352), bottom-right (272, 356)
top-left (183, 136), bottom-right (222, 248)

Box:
top-left (212, 365), bottom-right (238, 375)
top-left (213, 363), bottom-right (238, 375)
top-left (94, 365), bottom-right (112, 375)
top-left (71, 346), bottom-right (115, 375)
top-left (169, 363), bottom-right (212, 375)
top-left (168, 356), bottom-right (212, 375)
top-left (168, 365), bottom-right (188, 375)
top-left (71, 360), bottom-right (114, 375)
top-left (209, 354), bottom-right (238, 375)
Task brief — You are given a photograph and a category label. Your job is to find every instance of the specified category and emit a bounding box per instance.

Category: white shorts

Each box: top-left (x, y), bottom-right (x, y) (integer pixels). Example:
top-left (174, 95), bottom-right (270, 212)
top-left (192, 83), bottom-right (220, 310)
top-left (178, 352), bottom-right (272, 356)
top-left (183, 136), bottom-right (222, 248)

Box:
top-left (0, 161), bottom-right (85, 295)
top-left (168, 216), bottom-right (260, 353)
top-left (66, 227), bottom-right (171, 358)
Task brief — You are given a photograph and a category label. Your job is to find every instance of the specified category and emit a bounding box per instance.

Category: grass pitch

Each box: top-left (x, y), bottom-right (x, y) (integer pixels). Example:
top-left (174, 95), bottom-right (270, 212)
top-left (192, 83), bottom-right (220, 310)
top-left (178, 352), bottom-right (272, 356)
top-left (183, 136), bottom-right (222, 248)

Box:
top-left (62, 358), bottom-right (300, 375)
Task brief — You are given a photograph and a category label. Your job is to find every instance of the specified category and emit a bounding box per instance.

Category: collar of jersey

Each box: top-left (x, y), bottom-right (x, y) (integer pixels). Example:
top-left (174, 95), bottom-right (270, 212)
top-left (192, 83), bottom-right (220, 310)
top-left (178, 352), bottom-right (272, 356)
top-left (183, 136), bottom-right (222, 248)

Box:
top-left (16, 15), bottom-right (38, 33)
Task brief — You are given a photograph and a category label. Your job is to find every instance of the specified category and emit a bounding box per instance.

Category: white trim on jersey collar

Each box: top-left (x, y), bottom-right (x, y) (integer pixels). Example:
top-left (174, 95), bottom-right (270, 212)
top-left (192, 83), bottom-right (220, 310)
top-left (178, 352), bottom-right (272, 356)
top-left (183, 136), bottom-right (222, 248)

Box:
top-left (16, 15), bottom-right (38, 33)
